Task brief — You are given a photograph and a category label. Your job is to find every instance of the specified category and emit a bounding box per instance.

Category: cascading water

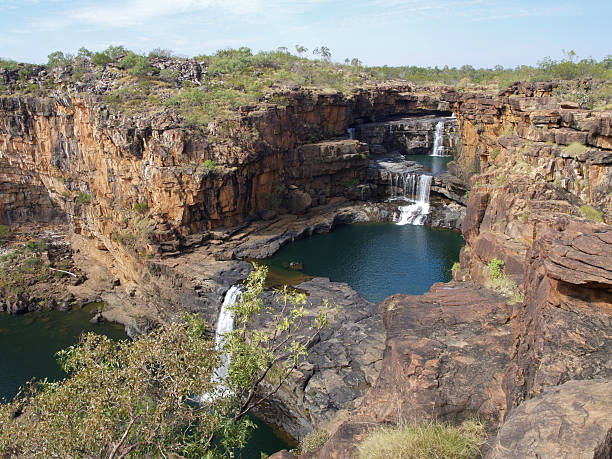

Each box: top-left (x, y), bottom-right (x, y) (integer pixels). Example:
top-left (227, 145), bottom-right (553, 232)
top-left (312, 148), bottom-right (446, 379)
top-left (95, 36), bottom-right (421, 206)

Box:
top-left (347, 127), bottom-right (356, 140)
top-left (215, 285), bottom-right (241, 381)
top-left (395, 174), bottom-right (432, 226)
top-left (198, 285), bottom-right (241, 402)
top-left (431, 121), bottom-right (446, 156)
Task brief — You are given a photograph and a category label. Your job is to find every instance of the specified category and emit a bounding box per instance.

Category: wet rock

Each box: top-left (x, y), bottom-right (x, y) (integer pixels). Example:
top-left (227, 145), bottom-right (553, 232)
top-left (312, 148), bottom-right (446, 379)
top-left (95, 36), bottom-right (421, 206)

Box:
top-left (89, 312), bottom-right (104, 324)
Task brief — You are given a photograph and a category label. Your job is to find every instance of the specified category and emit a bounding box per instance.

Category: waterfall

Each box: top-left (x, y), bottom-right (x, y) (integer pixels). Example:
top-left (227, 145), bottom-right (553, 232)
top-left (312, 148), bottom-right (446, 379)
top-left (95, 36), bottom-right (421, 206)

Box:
top-left (347, 128), bottom-right (356, 140)
top-left (396, 174), bottom-right (432, 226)
top-left (197, 285), bottom-right (242, 404)
top-left (432, 121), bottom-right (445, 156)
top-left (214, 285), bottom-right (241, 381)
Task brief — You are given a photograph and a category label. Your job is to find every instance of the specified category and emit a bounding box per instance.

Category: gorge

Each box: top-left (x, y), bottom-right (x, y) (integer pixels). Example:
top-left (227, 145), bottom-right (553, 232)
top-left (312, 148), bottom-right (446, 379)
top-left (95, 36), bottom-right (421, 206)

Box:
top-left (1, 53), bottom-right (611, 458)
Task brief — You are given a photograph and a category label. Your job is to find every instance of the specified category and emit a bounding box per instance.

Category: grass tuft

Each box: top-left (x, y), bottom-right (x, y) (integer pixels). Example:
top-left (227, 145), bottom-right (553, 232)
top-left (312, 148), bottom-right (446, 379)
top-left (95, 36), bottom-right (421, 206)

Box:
top-left (579, 205), bottom-right (604, 223)
top-left (563, 142), bottom-right (588, 157)
top-left (295, 430), bottom-right (330, 455)
top-left (357, 419), bottom-right (486, 459)
top-left (485, 258), bottom-right (524, 303)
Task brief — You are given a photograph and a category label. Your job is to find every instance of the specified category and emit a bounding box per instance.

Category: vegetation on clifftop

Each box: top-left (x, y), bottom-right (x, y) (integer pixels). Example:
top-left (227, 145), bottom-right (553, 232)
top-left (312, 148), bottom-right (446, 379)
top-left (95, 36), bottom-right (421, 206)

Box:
top-left (1, 47), bottom-right (611, 129)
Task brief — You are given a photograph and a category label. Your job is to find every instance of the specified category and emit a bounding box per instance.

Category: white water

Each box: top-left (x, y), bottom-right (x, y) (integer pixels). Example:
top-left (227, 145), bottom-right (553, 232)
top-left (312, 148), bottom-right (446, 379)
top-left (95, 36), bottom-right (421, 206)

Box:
top-left (347, 128), bottom-right (356, 140)
top-left (395, 174), bottom-right (432, 226)
top-left (215, 285), bottom-right (241, 381)
top-left (432, 121), bottom-right (446, 156)
top-left (197, 285), bottom-right (241, 402)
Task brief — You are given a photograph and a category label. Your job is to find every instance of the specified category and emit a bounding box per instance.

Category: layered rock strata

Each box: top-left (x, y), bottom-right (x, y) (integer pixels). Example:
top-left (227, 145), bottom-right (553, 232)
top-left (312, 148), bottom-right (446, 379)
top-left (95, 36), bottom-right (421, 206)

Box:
top-left (316, 83), bottom-right (612, 457)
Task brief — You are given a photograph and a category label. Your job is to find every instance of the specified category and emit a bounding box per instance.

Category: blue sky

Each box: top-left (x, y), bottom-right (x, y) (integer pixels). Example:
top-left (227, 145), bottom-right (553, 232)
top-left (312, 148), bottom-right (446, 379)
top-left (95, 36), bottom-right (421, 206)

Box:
top-left (1, 0), bottom-right (610, 68)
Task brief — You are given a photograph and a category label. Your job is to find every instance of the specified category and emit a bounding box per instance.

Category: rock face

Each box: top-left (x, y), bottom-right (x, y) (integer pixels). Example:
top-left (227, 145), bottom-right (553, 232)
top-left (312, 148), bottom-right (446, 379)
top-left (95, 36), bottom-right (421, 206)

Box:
top-left (489, 379), bottom-right (612, 459)
top-left (318, 83), bottom-right (612, 458)
top-left (356, 114), bottom-right (458, 156)
top-left (2, 80), bottom-right (611, 457)
top-left (317, 282), bottom-right (512, 458)
top-left (253, 278), bottom-right (385, 440)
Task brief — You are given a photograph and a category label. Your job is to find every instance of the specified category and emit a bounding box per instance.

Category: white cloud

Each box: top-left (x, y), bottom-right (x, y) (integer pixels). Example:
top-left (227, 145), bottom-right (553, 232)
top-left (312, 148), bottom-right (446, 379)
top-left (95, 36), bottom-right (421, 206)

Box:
top-left (69, 0), bottom-right (261, 27)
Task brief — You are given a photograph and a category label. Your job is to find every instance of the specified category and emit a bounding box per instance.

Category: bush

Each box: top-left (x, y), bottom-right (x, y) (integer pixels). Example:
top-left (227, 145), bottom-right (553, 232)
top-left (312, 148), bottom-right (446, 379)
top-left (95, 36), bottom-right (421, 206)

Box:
top-left (203, 159), bottom-right (217, 170)
top-left (488, 258), bottom-right (504, 279)
top-left (486, 258), bottom-right (524, 303)
top-left (356, 419), bottom-right (486, 459)
top-left (76, 192), bottom-right (91, 205)
top-left (296, 430), bottom-right (330, 455)
top-left (120, 52), bottom-right (155, 77)
top-left (91, 45), bottom-right (127, 66)
top-left (579, 205), bottom-right (604, 223)
top-left (46, 51), bottom-right (74, 69)
top-left (563, 142), bottom-right (588, 157)
top-left (0, 58), bottom-right (19, 71)
top-left (133, 201), bottom-right (149, 214)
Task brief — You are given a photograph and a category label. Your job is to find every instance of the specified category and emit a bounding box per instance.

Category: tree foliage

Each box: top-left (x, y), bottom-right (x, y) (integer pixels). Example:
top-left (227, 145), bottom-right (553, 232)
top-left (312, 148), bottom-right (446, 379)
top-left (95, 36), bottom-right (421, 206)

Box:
top-left (0, 265), bottom-right (332, 458)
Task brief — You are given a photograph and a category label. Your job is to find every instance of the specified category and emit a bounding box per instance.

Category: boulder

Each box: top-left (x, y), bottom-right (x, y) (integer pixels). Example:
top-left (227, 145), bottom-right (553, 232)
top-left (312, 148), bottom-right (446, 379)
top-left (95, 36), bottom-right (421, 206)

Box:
top-left (489, 379), bottom-right (612, 459)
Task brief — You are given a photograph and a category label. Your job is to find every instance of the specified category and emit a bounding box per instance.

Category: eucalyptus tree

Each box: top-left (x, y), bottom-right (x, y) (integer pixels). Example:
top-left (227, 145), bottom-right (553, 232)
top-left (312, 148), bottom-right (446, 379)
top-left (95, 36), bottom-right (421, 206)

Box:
top-left (0, 265), bottom-right (331, 458)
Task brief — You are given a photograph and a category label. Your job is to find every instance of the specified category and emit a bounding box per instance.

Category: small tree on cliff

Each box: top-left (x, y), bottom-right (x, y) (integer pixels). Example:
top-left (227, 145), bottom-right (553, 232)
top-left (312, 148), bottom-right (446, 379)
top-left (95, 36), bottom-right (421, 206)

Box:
top-left (0, 265), bottom-right (331, 458)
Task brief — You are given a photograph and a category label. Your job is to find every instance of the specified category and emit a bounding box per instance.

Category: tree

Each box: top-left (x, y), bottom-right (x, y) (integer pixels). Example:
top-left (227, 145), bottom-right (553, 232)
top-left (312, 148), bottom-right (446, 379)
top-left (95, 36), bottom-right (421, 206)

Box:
top-left (46, 51), bottom-right (74, 69)
top-left (312, 46), bottom-right (331, 62)
top-left (0, 265), bottom-right (332, 458)
top-left (295, 45), bottom-right (308, 57)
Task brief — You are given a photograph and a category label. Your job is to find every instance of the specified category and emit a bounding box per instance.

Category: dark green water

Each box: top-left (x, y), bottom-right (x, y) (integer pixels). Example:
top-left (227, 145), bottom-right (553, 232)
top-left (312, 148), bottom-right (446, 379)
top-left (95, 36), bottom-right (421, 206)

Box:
top-left (261, 223), bottom-right (464, 303)
top-left (409, 154), bottom-right (453, 175)
top-left (0, 304), bottom-right (126, 401)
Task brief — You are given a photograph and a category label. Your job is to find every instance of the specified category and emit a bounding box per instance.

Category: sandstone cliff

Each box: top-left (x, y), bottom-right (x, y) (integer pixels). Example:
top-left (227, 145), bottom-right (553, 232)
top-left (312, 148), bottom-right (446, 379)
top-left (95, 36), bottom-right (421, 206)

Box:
top-left (2, 79), bottom-right (611, 457)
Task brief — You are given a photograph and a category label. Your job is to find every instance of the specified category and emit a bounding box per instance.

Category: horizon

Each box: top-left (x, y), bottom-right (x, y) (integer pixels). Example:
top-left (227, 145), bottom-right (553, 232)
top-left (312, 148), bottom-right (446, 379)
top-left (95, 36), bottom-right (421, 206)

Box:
top-left (1, 0), bottom-right (610, 69)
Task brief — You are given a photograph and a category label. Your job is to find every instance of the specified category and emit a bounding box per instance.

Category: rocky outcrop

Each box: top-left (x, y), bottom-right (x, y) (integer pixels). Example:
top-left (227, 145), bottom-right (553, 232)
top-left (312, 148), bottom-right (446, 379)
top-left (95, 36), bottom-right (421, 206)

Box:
top-left (254, 278), bottom-right (385, 440)
top-left (355, 114), bottom-right (458, 156)
top-left (489, 379), bottom-right (612, 459)
top-left (317, 83), bottom-right (612, 457)
top-left (318, 282), bottom-right (512, 458)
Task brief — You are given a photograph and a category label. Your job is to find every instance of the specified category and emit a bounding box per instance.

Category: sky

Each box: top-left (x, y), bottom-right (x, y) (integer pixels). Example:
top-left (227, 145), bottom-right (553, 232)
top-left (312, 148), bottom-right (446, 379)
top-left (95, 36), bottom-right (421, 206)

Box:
top-left (1, 0), bottom-right (610, 68)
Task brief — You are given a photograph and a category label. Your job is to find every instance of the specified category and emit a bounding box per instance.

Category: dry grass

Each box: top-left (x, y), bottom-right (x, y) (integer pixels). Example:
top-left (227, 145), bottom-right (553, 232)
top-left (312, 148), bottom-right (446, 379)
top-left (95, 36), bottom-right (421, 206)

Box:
top-left (295, 430), bottom-right (330, 455)
top-left (579, 205), bottom-right (604, 223)
top-left (357, 419), bottom-right (486, 459)
top-left (563, 142), bottom-right (588, 157)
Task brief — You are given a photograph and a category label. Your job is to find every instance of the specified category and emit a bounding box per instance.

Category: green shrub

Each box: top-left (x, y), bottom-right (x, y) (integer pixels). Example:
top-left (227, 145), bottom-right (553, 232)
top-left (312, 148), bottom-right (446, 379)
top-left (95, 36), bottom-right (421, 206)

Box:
top-left (76, 192), bottom-right (91, 205)
top-left (488, 258), bottom-right (504, 279)
top-left (579, 205), bottom-right (604, 223)
top-left (486, 258), bottom-right (524, 303)
top-left (451, 262), bottom-right (461, 275)
top-left (490, 148), bottom-right (500, 160)
top-left (0, 58), bottom-right (19, 71)
top-left (120, 52), bottom-right (154, 76)
top-left (91, 45), bottom-right (126, 66)
top-left (133, 201), bottom-right (149, 214)
top-left (0, 225), bottom-right (10, 241)
top-left (203, 159), bottom-right (217, 170)
top-left (356, 419), bottom-right (486, 459)
top-left (46, 51), bottom-right (74, 69)
top-left (25, 239), bottom-right (48, 253)
top-left (296, 430), bottom-right (330, 455)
